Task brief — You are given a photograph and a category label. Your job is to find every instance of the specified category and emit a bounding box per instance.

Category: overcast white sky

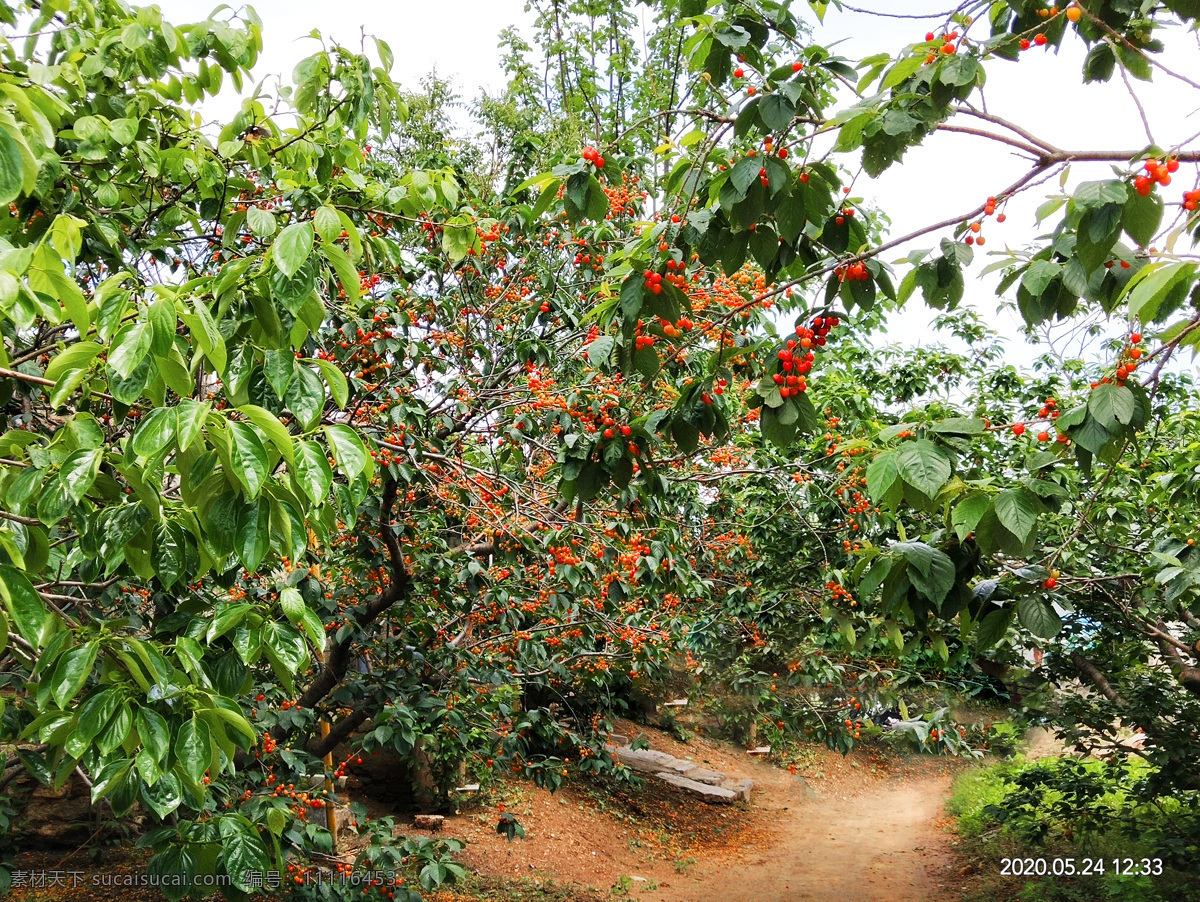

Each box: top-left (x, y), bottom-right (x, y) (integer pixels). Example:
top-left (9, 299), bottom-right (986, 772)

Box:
top-left (154, 0), bottom-right (1200, 366)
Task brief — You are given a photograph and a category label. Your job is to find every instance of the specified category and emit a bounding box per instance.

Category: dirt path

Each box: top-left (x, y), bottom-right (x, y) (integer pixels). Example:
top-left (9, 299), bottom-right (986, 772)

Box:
top-left (430, 725), bottom-right (967, 902)
top-left (675, 759), bottom-right (959, 902)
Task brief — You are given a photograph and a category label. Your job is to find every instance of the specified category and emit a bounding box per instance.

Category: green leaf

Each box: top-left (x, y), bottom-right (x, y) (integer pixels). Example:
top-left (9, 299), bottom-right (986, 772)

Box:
top-left (203, 705), bottom-right (256, 748)
top-left (175, 400), bottom-right (210, 452)
top-left (909, 549), bottom-right (955, 608)
top-left (312, 358), bottom-right (349, 408)
top-left (279, 586), bottom-right (305, 624)
top-left (235, 499), bottom-right (271, 572)
top-left (45, 341), bottom-right (102, 384)
top-left (1070, 414), bottom-right (1111, 455)
top-left (262, 620), bottom-right (307, 676)
top-left (50, 640), bottom-right (98, 708)
top-left (895, 440), bottom-right (952, 498)
top-left (299, 606), bottom-right (325, 653)
top-left (131, 407), bottom-right (176, 458)
top-left (1088, 381), bottom-right (1136, 429)
top-left (136, 707), bottom-right (170, 763)
top-left (229, 421), bottom-right (270, 500)
top-left (108, 321), bottom-right (152, 379)
top-left (218, 816), bottom-right (271, 892)
top-left (60, 447), bottom-right (102, 502)
top-left (939, 54), bottom-right (979, 87)
top-left (1074, 179), bottom-right (1129, 209)
top-left (760, 403), bottom-right (796, 449)
top-left (0, 564), bottom-right (47, 648)
top-left (314, 205), bottom-right (341, 243)
top-left (759, 94), bottom-right (795, 131)
top-left (263, 349), bottom-right (295, 399)
top-left (273, 221), bottom-right (314, 278)
top-left (585, 335), bottom-right (615, 367)
top-left (90, 758), bottom-right (133, 808)
top-left (320, 241), bottom-right (360, 305)
top-left (1018, 595), bottom-right (1062, 639)
top-left (69, 688), bottom-right (120, 757)
top-left (175, 716), bottom-right (211, 785)
top-left (1122, 190), bottom-right (1163, 248)
top-left (1082, 42), bottom-right (1116, 83)
top-left (880, 54), bottom-right (923, 90)
top-left (285, 365), bottom-right (325, 431)
top-left (323, 424), bottom-right (370, 479)
top-left (866, 451), bottom-right (901, 506)
top-left (246, 206), bottom-right (276, 238)
top-left (993, 488), bottom-right (1039, 544)
top-left (951, 493), bottom-right (991, 542)
top-left (293, 439), bottom-right (333, 503)
top-left (1022, 260), bottom-right (1061, 297)
top-left (238, 405), bottom-right (295, 465)
top-left (1123, 261), bottom-right (1196, 323)
top-left (0, 123), bottom-right (25, 204)
top-left (184, 297), bottom-right (226, 373)
top-left (975, 608), bottom-right (1013, 649)
top-left (140, 771), bottom-right (182, 818)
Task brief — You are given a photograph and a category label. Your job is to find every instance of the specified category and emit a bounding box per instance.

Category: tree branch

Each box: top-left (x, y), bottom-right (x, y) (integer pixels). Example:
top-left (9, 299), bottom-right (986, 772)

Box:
top-left (1071, 651), bottom-right (1127, 706)
top-left (275, 479), bottom-right (412, 739)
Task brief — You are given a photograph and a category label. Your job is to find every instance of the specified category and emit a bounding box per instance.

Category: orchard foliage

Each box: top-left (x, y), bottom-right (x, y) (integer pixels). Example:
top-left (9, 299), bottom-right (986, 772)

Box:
top-left (0, 0), bottom-right (1199, 893)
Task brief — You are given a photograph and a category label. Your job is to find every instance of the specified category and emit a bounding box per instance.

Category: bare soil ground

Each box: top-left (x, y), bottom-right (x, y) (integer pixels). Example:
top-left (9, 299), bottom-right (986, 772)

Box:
top-left (424, 721), bottom-right (970, 902)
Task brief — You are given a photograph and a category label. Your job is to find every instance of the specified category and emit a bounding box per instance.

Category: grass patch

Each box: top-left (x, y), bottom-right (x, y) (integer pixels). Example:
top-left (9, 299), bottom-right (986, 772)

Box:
top-left (947, 757), bottom-right (1200, 902)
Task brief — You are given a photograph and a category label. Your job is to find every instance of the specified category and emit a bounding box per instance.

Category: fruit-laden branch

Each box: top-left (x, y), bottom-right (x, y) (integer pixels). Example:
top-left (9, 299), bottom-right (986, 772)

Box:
top-left (273, 478), bottom-right (412, 742)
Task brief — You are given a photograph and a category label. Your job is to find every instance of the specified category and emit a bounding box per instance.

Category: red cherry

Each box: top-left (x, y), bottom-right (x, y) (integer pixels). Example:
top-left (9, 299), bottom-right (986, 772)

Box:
top-left (1044, 577), bottom-right (1058, 590)
top-left (1034, 33), bottom-right (1047, 45)
top-left (1130, 332), bottom-right (1142, 343)
top-left (734, 67), bottom-right (745, 78)
top-left (1012, 423), bottom-right (1026, 436)
top-left (792, 61), bottom-right (803, 71)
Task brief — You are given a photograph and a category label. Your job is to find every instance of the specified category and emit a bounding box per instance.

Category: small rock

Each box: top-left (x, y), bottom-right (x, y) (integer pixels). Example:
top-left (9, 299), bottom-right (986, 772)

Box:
top-left (662, 698), bottom-right (688, 707)
top-left (607, 733), bottom-right (631, 747)
top-left (455, 783), bottom-right (481, 793)
top-left (747, 746), bottom-right (771, 755)
top-left (413, 814), bottom-right (444, 830)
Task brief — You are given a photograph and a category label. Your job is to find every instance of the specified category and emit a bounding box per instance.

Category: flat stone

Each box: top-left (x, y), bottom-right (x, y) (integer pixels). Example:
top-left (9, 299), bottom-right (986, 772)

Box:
top-left (654, 772), bottom-right (738, 804)
top-left (747, 746), bottom-right (771, 756)
top-left (454, 783), bottom-right (481, 793)
top-left (413, 814), bottom-right (444, 830)
top-left (612, 746), bottom-right (696, 775)
top-left (686, 768), bottom-right (727, 785)
top-left (662, 698), bottom-right (688, 707)
top-left (720, 778), bottom-right (754, 801)
top-left (607, 733), bottom-right (631, 747)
